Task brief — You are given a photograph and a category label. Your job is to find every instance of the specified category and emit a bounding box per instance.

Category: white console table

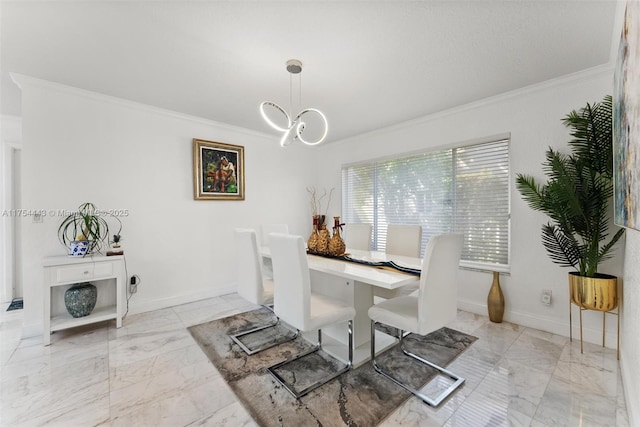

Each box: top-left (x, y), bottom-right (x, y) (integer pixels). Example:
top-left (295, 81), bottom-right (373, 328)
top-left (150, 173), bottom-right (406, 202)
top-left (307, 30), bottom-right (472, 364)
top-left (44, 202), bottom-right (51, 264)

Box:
top-left (43, 255), bottom-right (126, 345)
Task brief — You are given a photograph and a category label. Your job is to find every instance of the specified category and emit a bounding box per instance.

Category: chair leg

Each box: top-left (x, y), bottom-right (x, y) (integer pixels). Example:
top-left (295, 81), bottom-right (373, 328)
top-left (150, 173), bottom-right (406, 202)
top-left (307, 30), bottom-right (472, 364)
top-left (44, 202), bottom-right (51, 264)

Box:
top-left (370, 320), bottom-right (465, 407)
top-left (268, 320), bottom-right (354, 399)
top-left (229, 308), bottom-right (299, 355)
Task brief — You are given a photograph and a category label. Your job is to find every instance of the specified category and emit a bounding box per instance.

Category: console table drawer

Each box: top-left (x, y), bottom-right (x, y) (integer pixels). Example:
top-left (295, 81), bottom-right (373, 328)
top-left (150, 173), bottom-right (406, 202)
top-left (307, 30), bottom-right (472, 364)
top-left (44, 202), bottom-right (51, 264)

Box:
top-left (93, 262), bottom-right (113, 278)
top-left (55, 265), bottom-right (95, 283)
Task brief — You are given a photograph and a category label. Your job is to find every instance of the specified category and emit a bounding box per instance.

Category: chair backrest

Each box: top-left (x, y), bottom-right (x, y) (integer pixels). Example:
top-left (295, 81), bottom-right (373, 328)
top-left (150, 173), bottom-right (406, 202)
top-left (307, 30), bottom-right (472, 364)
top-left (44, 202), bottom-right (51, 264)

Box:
top-left (260, 224), bottom-right (289, 247)
top-left (417, 233), bottom-right (463, 335)
top-left (234, 228), bottom-right (266, 305)
top-left (269, 233), bottom-right (311, 330)
top-left (386, 224), bottom-right (422, 257)
top-left (344, 223), bottom-right (372, 251)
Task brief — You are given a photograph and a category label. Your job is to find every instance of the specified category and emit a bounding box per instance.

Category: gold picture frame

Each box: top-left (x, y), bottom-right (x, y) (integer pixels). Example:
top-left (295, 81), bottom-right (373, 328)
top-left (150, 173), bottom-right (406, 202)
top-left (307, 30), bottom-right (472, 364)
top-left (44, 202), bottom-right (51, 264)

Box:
top-left (193, 139), bottom-right (245, 200)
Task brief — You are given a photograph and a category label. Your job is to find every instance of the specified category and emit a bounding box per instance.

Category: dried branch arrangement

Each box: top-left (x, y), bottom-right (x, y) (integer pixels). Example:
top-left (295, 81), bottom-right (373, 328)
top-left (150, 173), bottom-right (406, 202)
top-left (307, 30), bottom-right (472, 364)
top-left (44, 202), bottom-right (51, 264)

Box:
top-left (307, 186), bottom-right (334, 217)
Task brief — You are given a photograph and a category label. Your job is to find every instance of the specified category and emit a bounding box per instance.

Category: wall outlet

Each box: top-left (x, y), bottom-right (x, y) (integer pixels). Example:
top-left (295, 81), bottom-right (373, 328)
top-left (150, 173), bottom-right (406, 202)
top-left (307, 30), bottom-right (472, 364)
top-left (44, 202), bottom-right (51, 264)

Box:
top-left (541, 289), bottom-right (552, 306)
top-left (130, 275), bottom-right (139, 294)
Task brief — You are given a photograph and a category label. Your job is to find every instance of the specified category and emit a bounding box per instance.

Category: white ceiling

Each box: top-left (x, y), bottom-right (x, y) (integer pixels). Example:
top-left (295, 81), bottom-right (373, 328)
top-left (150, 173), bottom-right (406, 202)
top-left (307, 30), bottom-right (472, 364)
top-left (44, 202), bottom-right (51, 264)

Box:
top-left (0, 1), bottom-right (619, 143)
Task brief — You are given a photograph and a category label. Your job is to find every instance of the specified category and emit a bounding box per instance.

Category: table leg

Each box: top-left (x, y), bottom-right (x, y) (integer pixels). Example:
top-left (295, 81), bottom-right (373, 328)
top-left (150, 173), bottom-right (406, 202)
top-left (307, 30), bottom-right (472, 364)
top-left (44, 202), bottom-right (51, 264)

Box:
top-left (308, 271), bottom-right (396, 366)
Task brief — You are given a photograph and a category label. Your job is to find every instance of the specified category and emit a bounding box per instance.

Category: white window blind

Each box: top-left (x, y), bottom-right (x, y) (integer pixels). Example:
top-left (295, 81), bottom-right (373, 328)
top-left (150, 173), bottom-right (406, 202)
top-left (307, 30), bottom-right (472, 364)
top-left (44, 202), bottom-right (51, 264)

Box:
top-left (342, 138), bottom-right (510, 270)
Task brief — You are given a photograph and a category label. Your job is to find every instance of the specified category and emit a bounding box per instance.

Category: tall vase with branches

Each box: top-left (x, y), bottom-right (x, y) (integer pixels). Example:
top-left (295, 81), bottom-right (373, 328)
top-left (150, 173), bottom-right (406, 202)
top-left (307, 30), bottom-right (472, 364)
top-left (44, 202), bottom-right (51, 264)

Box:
top-left (307, 187), bottom-right (334, 253)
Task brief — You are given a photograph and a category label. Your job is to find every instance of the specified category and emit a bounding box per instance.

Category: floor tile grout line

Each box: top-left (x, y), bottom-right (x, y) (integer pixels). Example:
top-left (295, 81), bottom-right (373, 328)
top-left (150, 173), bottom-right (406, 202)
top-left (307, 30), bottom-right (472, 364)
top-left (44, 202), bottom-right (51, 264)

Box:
top-left (528, 338), bottom-right (570, 426)
top-left (438, 318), bottom-right (505, 426)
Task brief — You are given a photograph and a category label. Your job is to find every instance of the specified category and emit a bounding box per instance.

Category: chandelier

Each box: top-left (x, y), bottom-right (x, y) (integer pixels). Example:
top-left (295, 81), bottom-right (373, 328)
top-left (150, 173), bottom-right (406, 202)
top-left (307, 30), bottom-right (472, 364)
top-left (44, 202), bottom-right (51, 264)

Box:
top-left (260, 59), bottom-right (328, 147)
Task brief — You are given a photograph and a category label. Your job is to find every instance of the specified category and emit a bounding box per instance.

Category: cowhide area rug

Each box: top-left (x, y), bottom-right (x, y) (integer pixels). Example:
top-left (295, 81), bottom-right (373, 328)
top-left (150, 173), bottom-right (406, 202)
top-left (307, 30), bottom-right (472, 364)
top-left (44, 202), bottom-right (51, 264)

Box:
top-left (188, 307), bottom-right (477, 427)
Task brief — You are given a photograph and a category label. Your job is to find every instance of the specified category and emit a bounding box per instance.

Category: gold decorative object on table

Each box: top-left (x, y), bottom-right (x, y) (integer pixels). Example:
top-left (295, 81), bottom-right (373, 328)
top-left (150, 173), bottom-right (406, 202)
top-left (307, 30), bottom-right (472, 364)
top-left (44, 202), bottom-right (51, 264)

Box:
top-left (307, 215), bottom-right (320, 252)
top-left (328, 216), bottom-right (346, 256)
top-left (568, 272), bottom-right (619, 359)
top-left (306, 186), bottom-right (334, 254)
top-left (316, 222), bottom-right (331, 255)
top-left (487, 271), bottom-right (504, 323)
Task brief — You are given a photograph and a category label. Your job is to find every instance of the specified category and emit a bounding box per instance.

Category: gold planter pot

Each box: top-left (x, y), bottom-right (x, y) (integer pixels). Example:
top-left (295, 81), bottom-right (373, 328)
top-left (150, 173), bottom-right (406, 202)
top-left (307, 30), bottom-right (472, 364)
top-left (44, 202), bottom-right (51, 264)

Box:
top-left (568, 272), bottom-right (619, 359)
top-left (569, 272), bottom-right (617, 311)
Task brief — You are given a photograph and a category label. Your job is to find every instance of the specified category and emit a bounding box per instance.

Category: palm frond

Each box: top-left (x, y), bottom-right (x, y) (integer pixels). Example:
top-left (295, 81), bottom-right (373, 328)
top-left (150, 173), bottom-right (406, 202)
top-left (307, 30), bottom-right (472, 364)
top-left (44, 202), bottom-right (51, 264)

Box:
top-left (540, 224), bottom-right (581, 270)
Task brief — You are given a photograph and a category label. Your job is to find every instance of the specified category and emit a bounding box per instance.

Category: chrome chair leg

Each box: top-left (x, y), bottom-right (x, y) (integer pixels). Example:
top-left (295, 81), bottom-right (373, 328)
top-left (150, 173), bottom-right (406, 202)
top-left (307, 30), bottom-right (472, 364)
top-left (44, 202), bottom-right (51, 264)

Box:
top-left (268, 320), bottom-right (354, 399)
top-left (370, 320), bottom-right (465, 407)
top-left (229, 308), bottom-right (299, 355)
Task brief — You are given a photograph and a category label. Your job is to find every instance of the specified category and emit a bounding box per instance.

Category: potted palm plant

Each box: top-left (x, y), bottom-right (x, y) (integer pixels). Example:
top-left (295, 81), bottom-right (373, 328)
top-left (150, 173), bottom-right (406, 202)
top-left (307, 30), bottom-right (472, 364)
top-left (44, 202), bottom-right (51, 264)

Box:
top-left (516, 95), bottom-right (625, 312)
top-left (58, 202), bottom-right (110, 256)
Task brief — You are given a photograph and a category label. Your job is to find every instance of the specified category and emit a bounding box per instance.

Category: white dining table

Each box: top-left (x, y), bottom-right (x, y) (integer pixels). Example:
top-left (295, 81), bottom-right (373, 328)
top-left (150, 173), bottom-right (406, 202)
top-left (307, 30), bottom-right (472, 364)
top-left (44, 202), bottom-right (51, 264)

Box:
top-left (261, 247), bottom-right (422, 367)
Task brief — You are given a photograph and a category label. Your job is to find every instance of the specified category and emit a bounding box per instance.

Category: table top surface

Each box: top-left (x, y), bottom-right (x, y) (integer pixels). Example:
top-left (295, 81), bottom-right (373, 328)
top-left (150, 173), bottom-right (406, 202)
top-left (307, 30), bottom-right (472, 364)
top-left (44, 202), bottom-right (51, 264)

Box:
top-left (261, 247), bottom-right (422, 289)
top-left (43, 254), bottom-right (124, 267)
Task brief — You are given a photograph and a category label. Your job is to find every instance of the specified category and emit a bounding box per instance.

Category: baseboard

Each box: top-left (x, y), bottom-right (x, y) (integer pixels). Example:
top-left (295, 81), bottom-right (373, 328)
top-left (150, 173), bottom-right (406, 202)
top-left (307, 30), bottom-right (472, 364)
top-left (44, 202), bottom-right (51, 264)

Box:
top-left (457, 299), bottom-right (620, 349)
top-left (620, 353), bottom-right (638, 427)
top-left (127, 283), bottom-right (237, 316)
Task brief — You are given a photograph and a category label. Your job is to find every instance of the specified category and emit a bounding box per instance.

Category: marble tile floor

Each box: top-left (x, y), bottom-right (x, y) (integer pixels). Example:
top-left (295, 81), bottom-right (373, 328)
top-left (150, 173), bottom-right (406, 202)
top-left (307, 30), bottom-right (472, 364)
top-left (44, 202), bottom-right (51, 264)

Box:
top-left (0, 295), bottom-right (630, 427)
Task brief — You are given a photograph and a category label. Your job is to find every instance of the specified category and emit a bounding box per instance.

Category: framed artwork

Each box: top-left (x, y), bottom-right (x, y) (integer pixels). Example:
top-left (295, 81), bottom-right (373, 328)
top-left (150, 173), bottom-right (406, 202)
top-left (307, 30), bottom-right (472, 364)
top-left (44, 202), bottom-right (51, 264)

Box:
top-left (193, 139), bottom-right (245, 200)
top-left (613, 0), bottom-right (640, 230)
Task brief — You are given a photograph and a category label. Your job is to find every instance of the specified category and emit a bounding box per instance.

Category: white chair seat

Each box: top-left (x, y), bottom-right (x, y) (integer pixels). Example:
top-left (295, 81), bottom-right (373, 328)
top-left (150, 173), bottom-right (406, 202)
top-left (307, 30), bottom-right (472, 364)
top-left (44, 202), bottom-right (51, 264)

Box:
top-left (308, 293), bottom-right (355, 331)
top-left (368, 296), bottom-right (418, 333)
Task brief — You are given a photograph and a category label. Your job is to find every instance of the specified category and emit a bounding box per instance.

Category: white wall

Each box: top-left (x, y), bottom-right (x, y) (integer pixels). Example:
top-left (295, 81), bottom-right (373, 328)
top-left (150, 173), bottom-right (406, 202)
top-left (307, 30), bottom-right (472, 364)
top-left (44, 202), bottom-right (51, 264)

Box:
top-left (622, 231), bottom-right (640, 425)
top-left (314, 66), bottom-right (625, 346)
top-left (1, 114), bottom-right (22, 303)
top-left (14, 74), bottom-right (316, 338)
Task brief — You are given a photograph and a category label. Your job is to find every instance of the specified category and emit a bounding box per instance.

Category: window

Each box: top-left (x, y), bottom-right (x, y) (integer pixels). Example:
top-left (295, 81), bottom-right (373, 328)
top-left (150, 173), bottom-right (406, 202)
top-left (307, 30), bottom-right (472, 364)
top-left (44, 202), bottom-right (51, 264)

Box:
top-left (342, 136), bottom-right (510, 271)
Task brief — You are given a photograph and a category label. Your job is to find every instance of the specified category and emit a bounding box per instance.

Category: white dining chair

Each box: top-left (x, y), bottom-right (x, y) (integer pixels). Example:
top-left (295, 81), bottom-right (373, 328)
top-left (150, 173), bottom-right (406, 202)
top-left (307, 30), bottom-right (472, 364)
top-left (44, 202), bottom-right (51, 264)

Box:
top-left (229, 228), bottom-right (298, 355)
top-left (368, 233), bottom-right (464, 407)
top-left (344, 223), bottom-right (372, 251)
top-left (260, 224), bottom-right (289, 279)
top-left (375, 224), bottom-right (423, 299)
top-left (386, 224), bottom-right (422, 257)
top-left (267, 233), bottom-right (356, 399)
top-left (260, 223), bottom-right (289, 247)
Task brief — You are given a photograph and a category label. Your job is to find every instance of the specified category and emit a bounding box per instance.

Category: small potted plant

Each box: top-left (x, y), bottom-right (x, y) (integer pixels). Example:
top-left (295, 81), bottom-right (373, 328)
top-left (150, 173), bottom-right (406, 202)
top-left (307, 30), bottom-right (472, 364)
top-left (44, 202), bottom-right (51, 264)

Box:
top-left (58, 202), bottom-right (110, 256)
top-left (108, 219), bottom-right (124, 255)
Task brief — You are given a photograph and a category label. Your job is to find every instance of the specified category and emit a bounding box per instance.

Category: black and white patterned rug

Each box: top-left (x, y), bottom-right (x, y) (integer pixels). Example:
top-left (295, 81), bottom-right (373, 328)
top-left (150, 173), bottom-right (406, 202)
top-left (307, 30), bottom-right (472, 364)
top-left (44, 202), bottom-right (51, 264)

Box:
top-left (188, 307), bottom-right (477, 426)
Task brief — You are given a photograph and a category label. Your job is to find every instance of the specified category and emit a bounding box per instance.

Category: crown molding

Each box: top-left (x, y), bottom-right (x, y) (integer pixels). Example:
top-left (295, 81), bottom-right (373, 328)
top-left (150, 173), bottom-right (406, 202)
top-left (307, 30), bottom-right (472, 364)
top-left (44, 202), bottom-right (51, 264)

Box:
top-left (610, 0), bottom-right (627, 64)
top-left (331, 63), bottom-right (615, 145)
top-left (9, 73), bottom-right (274, 140)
